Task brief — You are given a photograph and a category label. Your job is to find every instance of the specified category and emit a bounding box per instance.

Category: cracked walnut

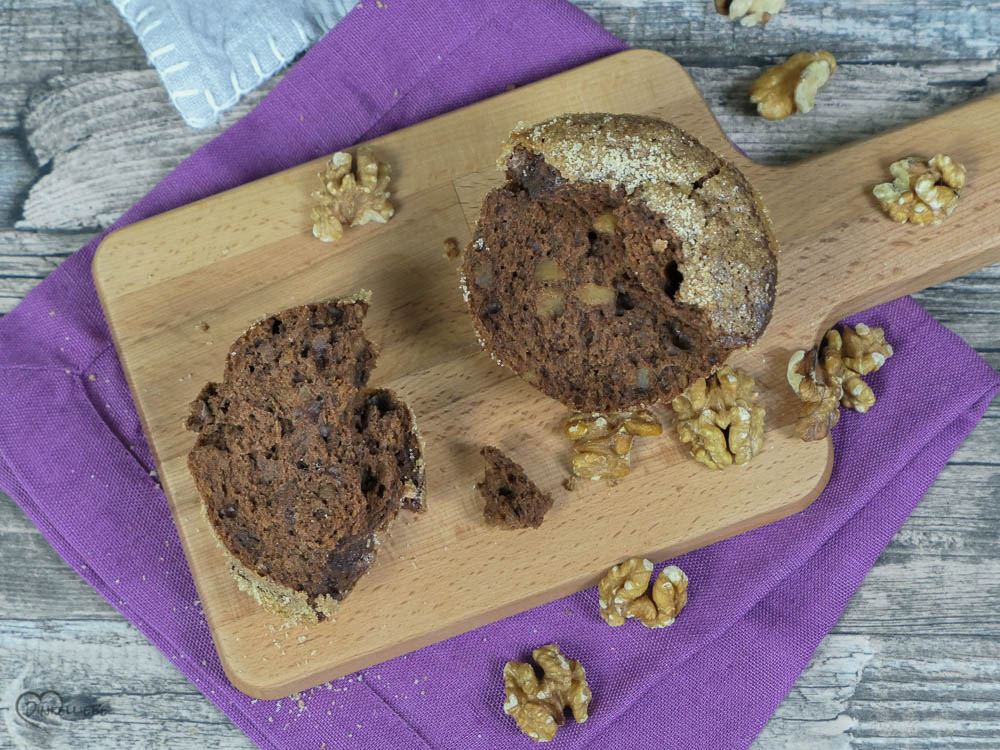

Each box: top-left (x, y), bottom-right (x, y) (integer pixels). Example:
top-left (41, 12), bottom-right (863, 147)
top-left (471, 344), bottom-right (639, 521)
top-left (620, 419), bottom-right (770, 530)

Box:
top-left (750, 51), bottom-right (836, 121)
top-left (873, 154), bottom-right (966, 226)
top-left (311, 146), bottom-right (394, 242)
top-left (671, 366), bottom-right (766, 470)
top-left (503, 644), bottom-right (591, 742)
top-left (788, 323), bottom-right (894, 441)
top-left (715, 0), bottom-right (787, 27)
top-left (598, 557), bottom-right (689, 629)
top-left (564, 409), bottom-right (662, 482)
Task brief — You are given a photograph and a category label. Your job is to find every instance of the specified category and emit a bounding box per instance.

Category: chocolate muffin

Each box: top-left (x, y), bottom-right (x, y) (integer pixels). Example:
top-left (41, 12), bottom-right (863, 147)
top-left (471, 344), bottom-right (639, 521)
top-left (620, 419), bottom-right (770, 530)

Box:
top-left (461, 113), bottom-right (778, 412)
top-left (477, 446), bottom-right (554, 529)
top-left (186, 293), bottom-right (424, 625)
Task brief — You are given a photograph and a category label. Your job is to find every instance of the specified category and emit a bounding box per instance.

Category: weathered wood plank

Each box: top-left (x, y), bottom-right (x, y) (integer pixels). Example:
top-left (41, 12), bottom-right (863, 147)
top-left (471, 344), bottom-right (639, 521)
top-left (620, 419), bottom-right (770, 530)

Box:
top-left (11, 60), bottom-right (1000, 232)
top-left (3, 618), bottom-right (998, 749)
top-left (576, 1), bottom-right (1000, 65)
top-left (0, 493), bottom-right (120, 619)
top-left (0, 136), bottom-right (34, 226)
top-left (0, 230), bottom-right (92, 257)
top-left (755, 633), bottom-right (1000, 749)
top-left (0, 0), bottom-right (148, 132)
top-left (16, 72), bottom-right (278, 231)
top-left (0, 619), bottom-right (251, 749)
top-left (0, 254), bottom-right (62, 277)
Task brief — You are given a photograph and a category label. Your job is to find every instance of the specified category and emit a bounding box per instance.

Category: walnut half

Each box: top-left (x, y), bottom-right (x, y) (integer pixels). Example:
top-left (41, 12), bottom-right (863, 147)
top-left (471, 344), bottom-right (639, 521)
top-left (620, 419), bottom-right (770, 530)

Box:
top-left (311, 146), bottom-right (395, 243)
top-left (716, 0), bottom-right (787, 27)
top-left (788, 323), bottom-right (894, 440)
top-left (671, 366), bottom-right (766, 470)
top-left (503, 644), bottom-right (592, 742)
top-left (597, 557), bottom-right (689, 629)
top-left (872, 154), bottom-right (966, 226)
top-left (750, 51), bottom-right (837, 121)
top-left (564, 409), bottom-right (663, 482)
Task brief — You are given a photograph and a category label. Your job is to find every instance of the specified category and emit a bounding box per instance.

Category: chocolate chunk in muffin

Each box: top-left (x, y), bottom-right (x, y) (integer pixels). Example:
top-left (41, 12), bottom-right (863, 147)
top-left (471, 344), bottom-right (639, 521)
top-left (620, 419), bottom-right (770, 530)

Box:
top-left (186, 293), bottom-right (424, 624)
top-left (461, 113), bottom-right (779, 413)
top-left (477, 446), bottom-right (554, 529)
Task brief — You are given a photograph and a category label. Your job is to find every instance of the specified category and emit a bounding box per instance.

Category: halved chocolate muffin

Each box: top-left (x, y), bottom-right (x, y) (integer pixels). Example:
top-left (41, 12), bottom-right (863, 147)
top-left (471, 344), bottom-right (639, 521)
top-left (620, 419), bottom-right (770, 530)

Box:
top-left (461, 113), bottom-right (778, 412)
top-left (186, 293), bottom-right (424, 624)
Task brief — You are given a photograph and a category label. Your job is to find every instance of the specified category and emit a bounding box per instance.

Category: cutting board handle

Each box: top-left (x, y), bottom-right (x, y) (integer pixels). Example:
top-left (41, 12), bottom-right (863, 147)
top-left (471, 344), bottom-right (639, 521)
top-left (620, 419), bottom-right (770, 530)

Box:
top-left (730, 92), bottom-right (1000, 344)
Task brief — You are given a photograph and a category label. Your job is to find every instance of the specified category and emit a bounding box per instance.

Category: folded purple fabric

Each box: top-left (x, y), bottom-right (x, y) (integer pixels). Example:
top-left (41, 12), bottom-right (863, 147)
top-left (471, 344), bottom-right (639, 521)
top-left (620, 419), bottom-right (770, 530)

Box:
top-left (0, 1), bottom-right (996, 748)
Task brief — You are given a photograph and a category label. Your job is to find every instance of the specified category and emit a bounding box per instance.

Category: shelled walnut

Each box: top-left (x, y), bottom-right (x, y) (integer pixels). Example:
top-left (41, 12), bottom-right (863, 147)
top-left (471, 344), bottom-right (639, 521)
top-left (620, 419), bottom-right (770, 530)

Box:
top-left (873, 154), bottom-right (966, 226)
top-left (750, 51), bottom-right (837, 120)
top-left (671, 366), bottom-right (766, 470)
top-left (715, 0), bottom-right (787, 27)
top-left (311, 146), bottom-right (394, 242)
top-left (564, 409), bottom-right (663, 481)
top-left (787, 343), bottom-right (844, 441)
top-left (788, 323), bottom-right (894, 441)
top-left (503, 644), bottom-right (592, 742)
top-left (442, 237), bottom-right (461, 260)
top-left (597, 557), bottom-right (689, 629)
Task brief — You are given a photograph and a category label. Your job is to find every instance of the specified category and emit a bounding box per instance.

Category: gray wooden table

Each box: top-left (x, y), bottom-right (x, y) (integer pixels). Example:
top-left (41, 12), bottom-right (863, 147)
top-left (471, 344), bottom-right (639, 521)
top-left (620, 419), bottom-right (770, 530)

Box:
top-left (1, 1), bottom-right (998, 748)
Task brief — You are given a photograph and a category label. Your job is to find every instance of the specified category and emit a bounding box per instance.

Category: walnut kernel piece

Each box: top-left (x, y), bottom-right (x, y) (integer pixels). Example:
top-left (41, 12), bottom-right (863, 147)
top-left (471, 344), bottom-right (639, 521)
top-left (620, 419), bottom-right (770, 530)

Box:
top-left (873, 154), bottom-right (966, 226)
top-left (564, 408), bottom-right (663, 481)
top-left (842, 322), bottom-right (894, 375)
top-left (572, 443), bottom-right (629, 481)
top-left (443, 237), bottom-right (461, 260)
top-left (597, 556), bottom-right (652, 626)
top-left (788, 346), bottom-right (843, 441)
top-left (311, 146), bottom-right (394, 243)
top-left (503, 644), bottom-right (591, 742)
top-left (533, 259), bottom-right (568, 282)
top-left (575, 283), bottom-right (616, 306)
top-left (598, 558), bottom-right (689, 629)
top-left (716, 0), bottom-right (787, 26)
top-left (750, 51), bottom-right (836, 121)
top-left (628, 566), bottom-right (689, 629)
top-left (536, 288), bottom-right (566, 320)
top-left (591, 212), bottom-right (618, 234)
top-left (788, 323), bottom-right (894, 440)
top-left (671, 366), bottom-right (766, 470)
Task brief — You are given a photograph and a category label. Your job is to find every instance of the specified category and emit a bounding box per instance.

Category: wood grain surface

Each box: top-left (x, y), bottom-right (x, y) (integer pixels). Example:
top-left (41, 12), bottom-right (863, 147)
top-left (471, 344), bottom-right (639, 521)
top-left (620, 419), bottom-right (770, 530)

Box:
top-left (91, 49), bottom-right (841, 699)
top-left (2, 0), bottom-right (999, 747)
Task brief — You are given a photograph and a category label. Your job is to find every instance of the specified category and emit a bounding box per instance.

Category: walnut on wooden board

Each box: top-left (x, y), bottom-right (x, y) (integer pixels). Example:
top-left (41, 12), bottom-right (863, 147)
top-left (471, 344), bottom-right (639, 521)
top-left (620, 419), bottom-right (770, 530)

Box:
top-left (715, 0), bottom-right (787, 27)
top-left (503, 644), bottom-right (592, 742)
top-left (311, 146), bottom-right (394, 242)
top-left (442, 236), bottom-right (461, 260)
top-left (788, 323), bottom-right (894, 440)
top-left (787, 344), bottom-right (844, 441)
top-left (872, 154), bottom-right (966, 226)
top-left (750, 51), bottom-right (837, 120)
top-left (671, 366), bottom-right (766, 470)
top-left (564, 409), bottom-right (663, 481)
top-left (597, 557), bottom-right (689, 629)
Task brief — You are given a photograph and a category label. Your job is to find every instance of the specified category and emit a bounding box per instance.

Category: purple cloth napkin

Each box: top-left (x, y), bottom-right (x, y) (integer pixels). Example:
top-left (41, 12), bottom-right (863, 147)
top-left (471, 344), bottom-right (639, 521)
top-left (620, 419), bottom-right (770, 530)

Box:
top-left (1, 1), bottom-right (997, 748)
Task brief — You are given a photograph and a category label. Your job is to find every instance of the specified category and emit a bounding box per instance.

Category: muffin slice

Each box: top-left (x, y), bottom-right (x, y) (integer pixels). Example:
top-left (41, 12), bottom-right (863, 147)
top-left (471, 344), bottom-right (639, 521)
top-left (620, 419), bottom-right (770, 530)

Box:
top-left (461, 113), bottom-right (779, 413)
top-left (186, 293), bottom-right (424, 624)
top-left (477, 446), bottom-right (554, 529)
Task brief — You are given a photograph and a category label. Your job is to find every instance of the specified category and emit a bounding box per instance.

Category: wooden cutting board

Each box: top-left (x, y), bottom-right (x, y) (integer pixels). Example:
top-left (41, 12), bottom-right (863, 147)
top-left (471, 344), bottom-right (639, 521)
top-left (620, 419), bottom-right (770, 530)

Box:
top-left (93, 49), bottom-right (1000, 699)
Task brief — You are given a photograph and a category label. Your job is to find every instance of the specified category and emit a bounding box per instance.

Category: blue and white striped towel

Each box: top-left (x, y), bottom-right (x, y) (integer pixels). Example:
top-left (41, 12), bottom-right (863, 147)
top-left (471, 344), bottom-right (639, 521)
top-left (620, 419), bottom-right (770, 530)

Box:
top-left (111, 0), bottom-right (354, 127)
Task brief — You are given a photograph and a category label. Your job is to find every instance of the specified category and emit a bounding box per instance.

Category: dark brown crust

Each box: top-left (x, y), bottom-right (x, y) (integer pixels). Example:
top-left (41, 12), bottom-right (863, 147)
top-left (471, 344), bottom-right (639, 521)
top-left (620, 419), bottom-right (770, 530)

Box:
top-left (186, 298), bottom-right (424, 621)
top-left (462, 114), bottom-right (778, 412)
top-left (477, 447), bottom-right (554, 530)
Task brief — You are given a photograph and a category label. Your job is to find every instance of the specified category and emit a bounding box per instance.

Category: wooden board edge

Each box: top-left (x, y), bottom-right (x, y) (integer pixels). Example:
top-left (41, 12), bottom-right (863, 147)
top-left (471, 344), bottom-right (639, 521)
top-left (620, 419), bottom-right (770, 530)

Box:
top-left (89, 50), bottom-right (702, 297)
top-left (93, 239), bottom-right (243, 681)
top-left (92, 47), bottom-right (842, 699)
top-left (218, 438), bottom-right (834, 699)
